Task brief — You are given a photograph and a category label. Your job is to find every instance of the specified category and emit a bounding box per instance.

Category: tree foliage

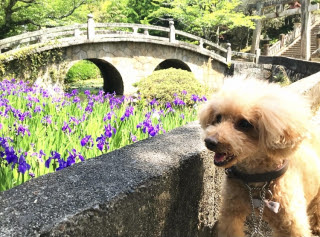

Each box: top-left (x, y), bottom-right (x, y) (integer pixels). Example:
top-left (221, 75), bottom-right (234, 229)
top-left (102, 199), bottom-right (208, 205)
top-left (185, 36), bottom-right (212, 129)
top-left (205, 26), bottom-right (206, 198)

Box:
top-left (0, 0), bottom-right (260, 48)
top-left (90, 0), bottom-right (161, 24)
top-left (149, 0), bottom-right (257, 42)
top-left (0, 0), bottom-right (93, 38)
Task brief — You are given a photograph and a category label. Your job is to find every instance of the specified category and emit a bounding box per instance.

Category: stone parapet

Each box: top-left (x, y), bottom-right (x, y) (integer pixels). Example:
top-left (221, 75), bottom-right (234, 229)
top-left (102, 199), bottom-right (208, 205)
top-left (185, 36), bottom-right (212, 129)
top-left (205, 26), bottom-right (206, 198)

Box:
top-left (0, 123), bottom-right (221, 237)
top-left (259, 56), bottom-right (320, 76)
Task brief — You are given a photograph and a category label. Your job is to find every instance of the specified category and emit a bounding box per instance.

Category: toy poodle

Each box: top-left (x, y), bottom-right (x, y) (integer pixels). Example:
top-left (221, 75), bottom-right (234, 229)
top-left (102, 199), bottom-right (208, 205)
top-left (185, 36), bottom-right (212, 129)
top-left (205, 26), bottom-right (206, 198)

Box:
top-left (199, 77), bottom-right (320, 237)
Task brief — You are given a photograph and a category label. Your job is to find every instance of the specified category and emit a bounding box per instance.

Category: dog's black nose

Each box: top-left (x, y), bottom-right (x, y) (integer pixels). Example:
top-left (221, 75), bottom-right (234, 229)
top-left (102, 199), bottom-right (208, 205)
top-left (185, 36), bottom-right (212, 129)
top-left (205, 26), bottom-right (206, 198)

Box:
top-left (204, 137), bottom-right (219, 151)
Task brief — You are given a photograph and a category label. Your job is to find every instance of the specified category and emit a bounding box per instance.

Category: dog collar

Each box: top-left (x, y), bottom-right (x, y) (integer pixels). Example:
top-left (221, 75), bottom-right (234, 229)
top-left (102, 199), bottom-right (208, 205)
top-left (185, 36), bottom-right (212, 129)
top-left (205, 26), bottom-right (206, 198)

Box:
top-left (225, 160), bottom-right (289, 183)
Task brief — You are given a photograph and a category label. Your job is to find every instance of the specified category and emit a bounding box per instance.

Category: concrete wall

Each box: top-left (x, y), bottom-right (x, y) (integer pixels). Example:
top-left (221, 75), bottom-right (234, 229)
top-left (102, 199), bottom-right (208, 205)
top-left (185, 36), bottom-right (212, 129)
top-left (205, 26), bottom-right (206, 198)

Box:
top-left (0, 123), bottom-right (223, 237)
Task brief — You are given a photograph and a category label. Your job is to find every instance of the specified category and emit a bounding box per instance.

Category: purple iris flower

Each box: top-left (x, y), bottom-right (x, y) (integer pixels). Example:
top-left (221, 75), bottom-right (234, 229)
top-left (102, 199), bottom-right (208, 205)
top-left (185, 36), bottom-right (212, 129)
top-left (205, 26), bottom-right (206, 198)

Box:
top-left (85, 105), bottom-right (93, 113)
top-left (103, 111), bottom-right (114, 121)
top-left (104, 124), bottom-right (116, 138)
top-left (173, 97), bottom-right (185, 106)
top-left (70, 89), bottom-right (78, 96)
top-left (34, 106), bottom-right (42, 113)
top-left (120, 106), bottom-right (134, 121)
top-left (26, 95), bottom-right (40, 103)
top-left (5, 146), bottom-right (18, 167)
top-left (149, 98), bottom-right (159, 106)
top-left (137, 117), bottom-right (163, 137)
top-left (56, 159), bottom-right (67, 171)
top-left (45, 151), bottom-right (61, 168)
top-left (17, 154), bottom-right (31, 174)
top-left (84, 90), bottom-right (91, 96)
top-left (181, 90), bottom-right (187, 95)
top-left (41, 90), bottom-right (49, 98)
top-left (66, 149), bottom-right (76, 167)
top-left (76, 103), bottom-right (82, 110)
top-left (26, 102), bottom-right (33, 109)
top-left (61, 100), bottom-right (71, 107)
top-left (12, 109), bottom-right (32, 121)
top-left (69, 116), bottom-right (81, 126)
top-left (39, 150), bottom-right (46, 159)
top-left (191, 94), bottom-right (200, 102)
top-left (73, 96), bottom-right (81, 103)
top-left (41, 115), bottom-right (52, 125)
top-left (80, 135), bottom-right (94, 148)
top-left (96, 135), bottom-right (109, 151)
top-left (53, 149), bottom-right (84, 171)
top-left (130, 133), bottom-right (137, 142)
top-left (62, 121), bottom-right (72, 134)
top-left (16, 124), bottom-right (31, 137)
top-left (80, 113), bottom-right (86, 122)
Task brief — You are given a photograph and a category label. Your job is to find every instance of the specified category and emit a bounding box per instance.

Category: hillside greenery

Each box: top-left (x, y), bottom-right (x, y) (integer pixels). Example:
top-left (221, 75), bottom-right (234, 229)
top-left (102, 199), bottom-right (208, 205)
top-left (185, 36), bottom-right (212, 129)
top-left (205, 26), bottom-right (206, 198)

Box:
top-left (1, 1), bottom-right (315, 50)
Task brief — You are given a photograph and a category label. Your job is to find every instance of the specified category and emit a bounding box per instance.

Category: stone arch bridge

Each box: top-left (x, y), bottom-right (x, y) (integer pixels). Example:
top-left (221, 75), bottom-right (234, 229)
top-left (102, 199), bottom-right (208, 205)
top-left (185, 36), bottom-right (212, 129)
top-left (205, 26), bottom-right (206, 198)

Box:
top-left (0, 16), bottom-right (256, 94)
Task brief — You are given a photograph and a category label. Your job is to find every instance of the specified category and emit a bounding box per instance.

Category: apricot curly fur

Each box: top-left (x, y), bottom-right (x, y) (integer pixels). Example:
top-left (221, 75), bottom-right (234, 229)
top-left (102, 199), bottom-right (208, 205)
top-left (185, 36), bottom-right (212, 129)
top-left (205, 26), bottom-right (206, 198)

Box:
top-left (199, 77), bottom-right (320, 237)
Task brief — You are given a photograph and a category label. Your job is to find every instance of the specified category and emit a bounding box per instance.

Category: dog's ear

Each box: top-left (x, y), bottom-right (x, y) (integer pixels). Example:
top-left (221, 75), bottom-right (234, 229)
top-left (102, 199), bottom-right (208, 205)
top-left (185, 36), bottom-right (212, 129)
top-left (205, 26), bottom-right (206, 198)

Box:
top-left (198, 102), bottom-right (215, 129)
top-left (256, 103), bottom-right (309, 157)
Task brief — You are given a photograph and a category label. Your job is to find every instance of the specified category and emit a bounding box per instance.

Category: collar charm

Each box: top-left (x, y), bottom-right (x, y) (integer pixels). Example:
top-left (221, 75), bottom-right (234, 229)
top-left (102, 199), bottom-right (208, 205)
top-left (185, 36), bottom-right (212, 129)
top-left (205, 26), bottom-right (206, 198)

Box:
top-left (224, 161), bottom-right (289, 237)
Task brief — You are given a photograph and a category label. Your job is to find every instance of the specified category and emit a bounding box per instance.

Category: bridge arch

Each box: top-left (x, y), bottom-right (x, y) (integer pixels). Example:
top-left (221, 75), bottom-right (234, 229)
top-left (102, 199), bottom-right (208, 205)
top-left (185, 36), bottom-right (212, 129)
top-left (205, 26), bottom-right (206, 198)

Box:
top-left (88, 59), bottom-right (124, 95)
top-left (65, 58), bottom-right (124, 95)
top-left (154, 59), bottom-right (192, 72)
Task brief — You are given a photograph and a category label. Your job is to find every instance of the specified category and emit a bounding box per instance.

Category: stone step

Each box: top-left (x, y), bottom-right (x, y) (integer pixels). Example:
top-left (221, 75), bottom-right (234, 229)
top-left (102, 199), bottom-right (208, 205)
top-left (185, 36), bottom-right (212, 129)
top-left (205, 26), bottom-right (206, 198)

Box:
top-left (279, 22), bottom-right (320, 59)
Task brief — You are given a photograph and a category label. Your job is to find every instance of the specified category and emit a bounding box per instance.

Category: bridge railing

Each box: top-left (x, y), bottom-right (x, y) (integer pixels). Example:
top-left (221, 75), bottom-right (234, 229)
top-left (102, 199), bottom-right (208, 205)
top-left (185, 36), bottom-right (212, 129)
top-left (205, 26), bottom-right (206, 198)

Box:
top-left (231, 51), bottom-right (257, 63)
top-left (0, 14), bottom-right (240, 64)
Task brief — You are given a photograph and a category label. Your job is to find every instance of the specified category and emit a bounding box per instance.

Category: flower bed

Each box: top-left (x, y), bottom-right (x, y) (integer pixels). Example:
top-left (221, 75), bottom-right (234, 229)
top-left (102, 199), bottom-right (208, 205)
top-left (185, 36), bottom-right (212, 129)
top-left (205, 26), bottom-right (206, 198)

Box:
top-left (0, 79), bottom-right (206, 191)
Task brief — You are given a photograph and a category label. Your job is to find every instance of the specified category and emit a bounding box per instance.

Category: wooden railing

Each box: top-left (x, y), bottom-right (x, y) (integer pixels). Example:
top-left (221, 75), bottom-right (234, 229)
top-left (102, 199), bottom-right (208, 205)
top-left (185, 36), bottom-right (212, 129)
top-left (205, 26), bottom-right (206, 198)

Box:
top-left (0, 14), bottom-right (245, 64)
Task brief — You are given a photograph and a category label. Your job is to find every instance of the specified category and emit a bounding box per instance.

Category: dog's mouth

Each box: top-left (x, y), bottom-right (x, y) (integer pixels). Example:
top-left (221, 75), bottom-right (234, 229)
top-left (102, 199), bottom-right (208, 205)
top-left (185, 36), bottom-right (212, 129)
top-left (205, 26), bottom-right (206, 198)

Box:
top-left (214, 152), bottom-right (236, 167)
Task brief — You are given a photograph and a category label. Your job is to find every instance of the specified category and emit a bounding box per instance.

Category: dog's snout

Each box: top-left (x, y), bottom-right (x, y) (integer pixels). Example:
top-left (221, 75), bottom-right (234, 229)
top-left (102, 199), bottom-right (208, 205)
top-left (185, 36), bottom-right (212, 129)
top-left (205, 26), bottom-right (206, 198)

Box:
top-left (204, 136), bottom-right (219, 151)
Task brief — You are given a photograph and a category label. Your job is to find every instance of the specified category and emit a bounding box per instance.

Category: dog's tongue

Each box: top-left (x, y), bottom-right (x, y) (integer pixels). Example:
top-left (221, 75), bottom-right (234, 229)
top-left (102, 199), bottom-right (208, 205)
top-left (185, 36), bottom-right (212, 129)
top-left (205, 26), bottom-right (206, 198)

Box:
top-left (214, 153), bottom-right (226, 162)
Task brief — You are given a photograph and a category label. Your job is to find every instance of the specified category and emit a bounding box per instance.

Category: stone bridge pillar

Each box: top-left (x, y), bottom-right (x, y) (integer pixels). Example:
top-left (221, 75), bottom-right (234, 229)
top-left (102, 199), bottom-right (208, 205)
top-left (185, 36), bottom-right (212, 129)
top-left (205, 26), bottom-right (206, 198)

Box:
top-left (169, 21), bottom-right (175, 43)
top-left (87, 14), bottom-right (95, 40)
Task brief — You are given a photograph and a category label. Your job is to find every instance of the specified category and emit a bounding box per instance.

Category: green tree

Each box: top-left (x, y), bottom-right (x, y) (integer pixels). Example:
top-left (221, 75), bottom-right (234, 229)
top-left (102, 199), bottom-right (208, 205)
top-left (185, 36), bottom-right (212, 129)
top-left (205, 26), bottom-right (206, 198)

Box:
top-left (0, 0), bottom-right (93, 38)
top-left (125, 0), bottom-right (161, 24)
top-left (91, 0), bottom-right (161, 24)
top-left (149, 0), bottom-right (257, 43)
top-left (84, 0), bottom-right (128, 23)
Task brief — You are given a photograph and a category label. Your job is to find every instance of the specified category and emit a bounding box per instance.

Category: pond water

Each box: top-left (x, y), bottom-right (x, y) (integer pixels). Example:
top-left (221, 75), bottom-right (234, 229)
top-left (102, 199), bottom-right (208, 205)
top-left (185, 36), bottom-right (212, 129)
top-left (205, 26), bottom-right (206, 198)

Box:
top-left (65, 78), bottom-right (104, 94)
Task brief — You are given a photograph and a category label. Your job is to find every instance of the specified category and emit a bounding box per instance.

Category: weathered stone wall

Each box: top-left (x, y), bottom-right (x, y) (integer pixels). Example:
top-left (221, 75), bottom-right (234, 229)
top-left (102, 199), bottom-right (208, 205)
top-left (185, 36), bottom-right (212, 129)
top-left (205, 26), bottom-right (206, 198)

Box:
top-left (259, 56), bottom-right (320, 76)
top-left (228, 62), bottom-right (272, 80)
top-left (229, 56), bottom-right (320, 84)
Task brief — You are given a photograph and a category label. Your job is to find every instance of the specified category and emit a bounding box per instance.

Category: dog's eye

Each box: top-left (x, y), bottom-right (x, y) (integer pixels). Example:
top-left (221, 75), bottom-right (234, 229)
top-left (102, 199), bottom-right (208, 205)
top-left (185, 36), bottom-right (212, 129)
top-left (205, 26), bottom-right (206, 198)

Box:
top-left (236, 119), bottom-right (253, 130)
top-left (210, 114), bottom-right (222, 125)
top-left (215, 114), bottom-right (222, 124)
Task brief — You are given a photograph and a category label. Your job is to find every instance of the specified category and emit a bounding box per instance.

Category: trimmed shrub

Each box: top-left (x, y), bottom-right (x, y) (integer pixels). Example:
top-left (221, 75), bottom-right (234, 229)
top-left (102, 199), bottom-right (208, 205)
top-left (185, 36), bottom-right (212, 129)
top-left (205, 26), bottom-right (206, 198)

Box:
top-left (65, 60), bottom-right (101, 83)
top-left (271, 65), bottom-right (291, 86)
top-left (136, 68), bottom-right (206, 103)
